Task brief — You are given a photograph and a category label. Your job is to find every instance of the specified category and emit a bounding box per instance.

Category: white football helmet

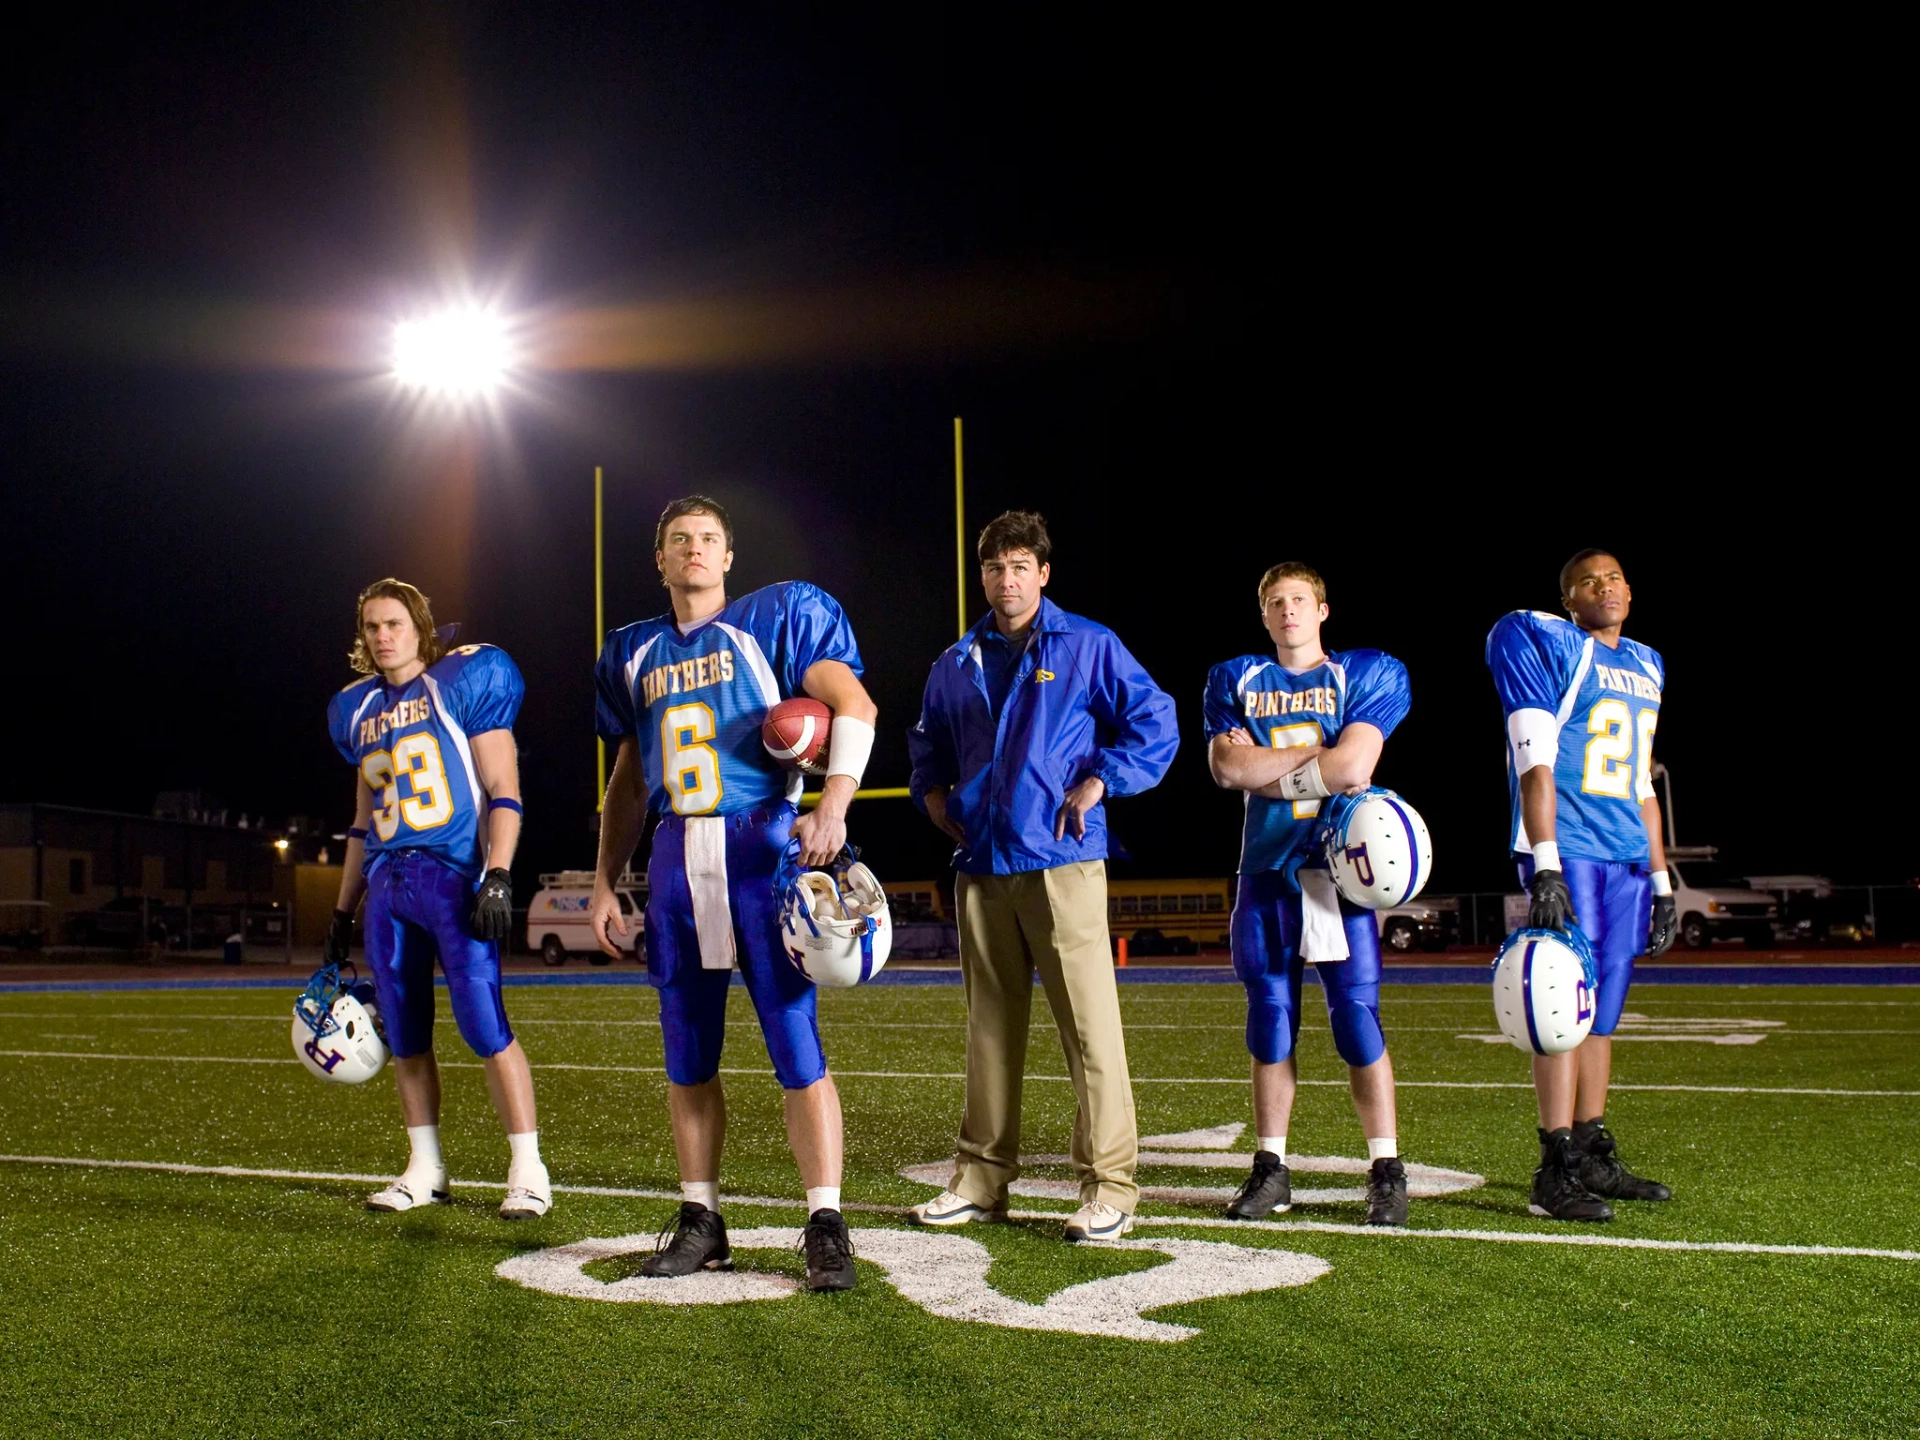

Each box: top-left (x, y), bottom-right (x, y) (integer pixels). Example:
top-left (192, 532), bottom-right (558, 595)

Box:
top-left (778, 843), bottom-right (892, 987)
top-left (1320, 787), bottom-right (1433, 909)
top-left (292, 963), bottom-right (390, 1083)
top-left (1490, 927), bottom-right (1598, 1054)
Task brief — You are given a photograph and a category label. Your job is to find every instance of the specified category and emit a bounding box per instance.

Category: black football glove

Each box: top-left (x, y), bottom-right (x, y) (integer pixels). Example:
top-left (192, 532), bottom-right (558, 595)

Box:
top-left (472, 868), bottom-right (513, 941)
top-left (1528, 869), bottom-right (1577, 932)
top-left (323, 909), bottom-right (356, 969)
top-left (1648, 893), bottom-right (1678, 958)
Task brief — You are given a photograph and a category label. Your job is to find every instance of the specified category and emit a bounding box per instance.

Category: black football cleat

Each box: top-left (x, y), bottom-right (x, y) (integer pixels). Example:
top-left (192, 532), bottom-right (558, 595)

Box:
top-left (1225, 1151), bottom-right (1292, 1219)
top-left (639, 1202), bottom-right (734, 1276)
top-left (800, 1208), bottom-right (857, 1291)
top-left (1573, 1120), bottom-right (1673, 1201)
top-left (1529, 1129), bottom-right (1613, 1222)
top-left (1365, 1157), bottom-right (1409, 1226)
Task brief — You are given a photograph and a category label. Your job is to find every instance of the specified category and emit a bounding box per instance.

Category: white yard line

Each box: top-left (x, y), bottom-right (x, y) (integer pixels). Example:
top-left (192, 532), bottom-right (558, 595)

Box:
top-left (2, 1047), bottom-right (1917, 1096)
top-left (2, 1152), bottom-right (1912, 1263)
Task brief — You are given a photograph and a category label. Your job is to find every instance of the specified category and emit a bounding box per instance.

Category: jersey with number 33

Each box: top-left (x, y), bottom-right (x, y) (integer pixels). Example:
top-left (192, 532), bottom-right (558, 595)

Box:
top-left (595, 582), bottom-right (863, 820)
top-left (1485, 610), bottom-right (1663, 865)
top-left (327, 644), bottom-right (525, 879)
top-left (1202, 648), bottom-right (1411, 880)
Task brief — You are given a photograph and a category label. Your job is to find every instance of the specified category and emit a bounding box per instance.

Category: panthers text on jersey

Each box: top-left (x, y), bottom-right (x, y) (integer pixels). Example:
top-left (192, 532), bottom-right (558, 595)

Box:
top-left (594, 582), bottom-right (863, 819)
top-left (1202, 649), bottom-right (1412, 882)
top-left (327, 644), bottom-right (525, 880)
top-left (1485, 610), bottom-right (1663, 865)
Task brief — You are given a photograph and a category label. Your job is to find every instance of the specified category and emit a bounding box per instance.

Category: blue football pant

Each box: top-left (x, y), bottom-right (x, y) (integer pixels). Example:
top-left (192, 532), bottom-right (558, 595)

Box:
top-left (1231, 869), bottom-right (1388, 1067)
top-left (363, 849), bottom-right (514, 1059)
top-left (645, 803), bottom-right (827, 1090)
top-left (1519, 855), bottom-right (1650, 1037)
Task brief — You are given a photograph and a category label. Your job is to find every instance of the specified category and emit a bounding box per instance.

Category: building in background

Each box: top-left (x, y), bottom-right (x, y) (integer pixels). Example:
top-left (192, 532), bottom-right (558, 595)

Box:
top-left (0, 803), bottom-right (343, 952)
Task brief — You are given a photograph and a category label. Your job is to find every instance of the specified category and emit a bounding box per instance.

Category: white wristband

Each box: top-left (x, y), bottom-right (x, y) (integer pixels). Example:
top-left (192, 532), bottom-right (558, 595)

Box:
top-left (1650, 870), bottom-right (1672, 897)
top-left (826, 716), bottom-right (874, 785)
top-left (1531, 841), bottom-right (1561, 873)
top-left (1280, 756), bottom-right (1331, 802)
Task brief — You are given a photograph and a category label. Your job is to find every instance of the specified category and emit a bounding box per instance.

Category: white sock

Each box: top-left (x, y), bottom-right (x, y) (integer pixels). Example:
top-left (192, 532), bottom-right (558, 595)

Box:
top-left (682, 1180), bottom-right (720, 1212)
top-left (1259, 1136), bottom-right (1287, 1162)
top-left (806, 1185), bottom-right (842, 1214)
top-left (1367, 1137), bottom-right (1398, 1161)
top-left (405, 1124), bottom-right (444, 1176)
top-left (506, 1130), bottom-right (545, 1188)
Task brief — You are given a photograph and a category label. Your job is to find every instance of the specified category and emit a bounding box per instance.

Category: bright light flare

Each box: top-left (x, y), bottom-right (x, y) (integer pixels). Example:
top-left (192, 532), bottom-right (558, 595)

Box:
top-left (392, 308), bottom-right (512, 394)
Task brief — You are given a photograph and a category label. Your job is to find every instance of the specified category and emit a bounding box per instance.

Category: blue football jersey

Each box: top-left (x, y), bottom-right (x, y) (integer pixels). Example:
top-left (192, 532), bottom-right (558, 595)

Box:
top-left (1485, 610), bottom-right (1664, 865)
top-left (327, 644), bottom-right (525, 879)
top-left (595, 582), bottom-right (864, 819)
top-left (1202, 648), bottom-right (1411, 880)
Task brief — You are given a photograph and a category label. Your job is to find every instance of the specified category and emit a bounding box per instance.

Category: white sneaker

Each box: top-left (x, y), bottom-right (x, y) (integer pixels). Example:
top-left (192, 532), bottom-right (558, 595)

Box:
top-left (366, 1170), bottom-right (451, 1213)
top-left (1063, 1201), bottom-right (1134, 1243)
top-left (907, 1190), bottom-right (1008, 1227)
top-left (500, 1164), bottom-right (552, 1221)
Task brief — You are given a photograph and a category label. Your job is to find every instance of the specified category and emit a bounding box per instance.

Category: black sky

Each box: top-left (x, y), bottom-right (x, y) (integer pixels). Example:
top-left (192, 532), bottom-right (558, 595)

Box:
top-left (2, 8), bottom-right (1907, 894)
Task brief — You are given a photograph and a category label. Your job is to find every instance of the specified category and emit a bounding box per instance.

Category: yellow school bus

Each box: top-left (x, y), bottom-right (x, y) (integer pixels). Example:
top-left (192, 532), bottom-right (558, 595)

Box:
top-left (1107, 878), bottom-right (1232, 955)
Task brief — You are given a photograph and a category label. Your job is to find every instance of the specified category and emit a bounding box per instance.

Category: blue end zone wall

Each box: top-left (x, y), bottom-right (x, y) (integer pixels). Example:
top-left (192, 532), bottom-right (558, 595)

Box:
top-left (3, 964), bottom-right (1919, 993)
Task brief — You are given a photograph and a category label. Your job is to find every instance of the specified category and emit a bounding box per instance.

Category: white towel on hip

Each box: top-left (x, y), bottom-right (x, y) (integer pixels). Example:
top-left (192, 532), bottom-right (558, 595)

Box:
top-left (1298, 868), bottom-right (1350, 963)
top-left (683, 816), bottom-right (737, 970)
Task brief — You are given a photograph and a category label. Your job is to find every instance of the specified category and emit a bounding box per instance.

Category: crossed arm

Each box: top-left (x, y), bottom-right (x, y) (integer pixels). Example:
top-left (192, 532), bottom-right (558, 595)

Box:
top-left (1207, 721), bottom-right (1385, 798)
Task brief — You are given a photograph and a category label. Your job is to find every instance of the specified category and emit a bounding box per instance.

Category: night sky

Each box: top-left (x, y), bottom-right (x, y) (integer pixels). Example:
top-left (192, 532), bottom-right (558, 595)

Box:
top-left (2, 9), bottom-right (1906, 895)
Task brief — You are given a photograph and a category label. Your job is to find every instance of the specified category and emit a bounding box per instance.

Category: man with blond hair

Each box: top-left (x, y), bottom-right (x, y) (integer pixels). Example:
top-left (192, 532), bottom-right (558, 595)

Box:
top-left (1203, 562), bottom-right (1413, 1226)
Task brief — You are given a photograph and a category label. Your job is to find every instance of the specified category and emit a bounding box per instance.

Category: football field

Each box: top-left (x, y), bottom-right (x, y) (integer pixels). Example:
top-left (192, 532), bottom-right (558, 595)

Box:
top-left (2, 975), bottom-right (1917, 1438)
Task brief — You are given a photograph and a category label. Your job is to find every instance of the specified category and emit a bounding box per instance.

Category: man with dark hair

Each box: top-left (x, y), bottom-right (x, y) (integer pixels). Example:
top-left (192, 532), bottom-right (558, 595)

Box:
top-left (1203, 562), bottom-right (1414, 1226)
top-left (325, 580), bottom-right (549, 1219)
top-left (1486, 549), bottom-right (1676, 1222)
top-left (589, 495), bottom-right (880, 1290)
top-left (907, 510), bottom-right (1178, 1243)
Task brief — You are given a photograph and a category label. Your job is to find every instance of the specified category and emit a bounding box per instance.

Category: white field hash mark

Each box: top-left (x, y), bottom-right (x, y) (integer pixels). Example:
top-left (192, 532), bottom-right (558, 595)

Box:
top-left (3, 1154), bottom-right (1916, 1265)
top-left (4, 1049), bottom-right (1920, 1097)
top-left (496, 1227), bottom-right (1331, 1342)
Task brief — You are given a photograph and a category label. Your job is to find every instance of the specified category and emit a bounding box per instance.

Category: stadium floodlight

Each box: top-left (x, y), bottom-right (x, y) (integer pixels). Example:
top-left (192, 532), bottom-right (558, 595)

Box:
top-left (391, 308), bottom-right (512, 395)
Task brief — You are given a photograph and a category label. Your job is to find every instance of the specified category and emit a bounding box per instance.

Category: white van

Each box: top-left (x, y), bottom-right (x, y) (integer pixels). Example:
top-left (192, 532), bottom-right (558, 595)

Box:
top-left (527, 870), bottom-right (645, 966)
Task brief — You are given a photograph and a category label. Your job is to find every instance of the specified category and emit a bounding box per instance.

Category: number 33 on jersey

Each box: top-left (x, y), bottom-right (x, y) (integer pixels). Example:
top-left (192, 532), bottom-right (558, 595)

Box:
top-left (1485, 610), bottom-right (1663, 865)
top-left (327, 644), bottom-right (526, 878)
top-left (594, 582), bottom-right (863, 819)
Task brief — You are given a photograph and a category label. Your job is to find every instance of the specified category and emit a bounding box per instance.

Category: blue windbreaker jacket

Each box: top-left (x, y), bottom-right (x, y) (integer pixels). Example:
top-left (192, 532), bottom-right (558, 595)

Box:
top-left (907, 598), bottom-right (1179, 876)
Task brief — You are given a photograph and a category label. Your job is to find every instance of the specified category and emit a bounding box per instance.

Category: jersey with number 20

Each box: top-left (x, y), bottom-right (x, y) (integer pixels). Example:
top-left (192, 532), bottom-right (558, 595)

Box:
top-left (1485, 610), bottom-right (1663, 865)
top-left (327, 644), bottom-right (525, 880)
top-left (595, 582), bottom-right (863, 819)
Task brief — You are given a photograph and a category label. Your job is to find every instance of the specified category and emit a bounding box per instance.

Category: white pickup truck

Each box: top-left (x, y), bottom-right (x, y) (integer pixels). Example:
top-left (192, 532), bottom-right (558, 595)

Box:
top-left (527, 870), bottom-right (645, 966)
top-left (1667, 851), bottom-right (1777, 949)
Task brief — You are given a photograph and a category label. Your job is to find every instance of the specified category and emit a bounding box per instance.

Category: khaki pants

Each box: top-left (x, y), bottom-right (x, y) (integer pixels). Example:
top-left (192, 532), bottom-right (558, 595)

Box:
top-left (949, 860), bottom-right (1138, 1212)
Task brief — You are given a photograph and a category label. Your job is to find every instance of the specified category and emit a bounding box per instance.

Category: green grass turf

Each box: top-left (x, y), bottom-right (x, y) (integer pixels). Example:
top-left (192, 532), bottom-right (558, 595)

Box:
top-left (2, 981), bottom-right (1918, 1437)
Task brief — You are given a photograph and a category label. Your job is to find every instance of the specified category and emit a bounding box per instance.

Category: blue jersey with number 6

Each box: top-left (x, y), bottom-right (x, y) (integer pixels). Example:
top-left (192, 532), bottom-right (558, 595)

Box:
top-left (327, 644), bottom-right (524, 879)
top-left (595, 582), bottom-right (863, 819)
top-left (1201, 648), bottom-right (1411, 881)
top-left (1485, 611), bottom-right (1663, 865)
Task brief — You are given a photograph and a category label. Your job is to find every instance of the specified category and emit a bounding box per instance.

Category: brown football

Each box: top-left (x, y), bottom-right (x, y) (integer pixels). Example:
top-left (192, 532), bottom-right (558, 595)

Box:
top-left (761, 696), bottom-right (833, 775)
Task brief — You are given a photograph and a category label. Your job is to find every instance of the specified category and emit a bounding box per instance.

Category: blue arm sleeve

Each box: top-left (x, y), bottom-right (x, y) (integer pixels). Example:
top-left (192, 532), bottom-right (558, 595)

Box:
top-left (326, 688), bottom-right (361, 764)
top-left (449, 647), bottom-right (524, 734)
top-left (779, 583), bottom-right (864, 694)
top-left (907, 662), bottom-right (960, 814)
top-left (1086, 633), bottom-right (1180, 798)
top-left (1342, 652), bottom-right (1411, 739)
top-left (595, 637), bottom-right (637, 741)
top-left (1201, 663), bottom-right (1245, 739)
top-left (1485, 613), bottom-right (1565, 716)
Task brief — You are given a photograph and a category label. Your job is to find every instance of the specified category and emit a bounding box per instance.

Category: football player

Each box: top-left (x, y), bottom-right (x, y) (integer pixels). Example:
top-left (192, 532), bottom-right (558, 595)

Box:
top-left (1204, 563), bottom-right (1413, 1226)
top-left (589, 495), bottom-right (879, 1293)
top-left (1487, 549), bottom-right (1675, 1222)
top-left (325, 579), bottom-right (550, 1220)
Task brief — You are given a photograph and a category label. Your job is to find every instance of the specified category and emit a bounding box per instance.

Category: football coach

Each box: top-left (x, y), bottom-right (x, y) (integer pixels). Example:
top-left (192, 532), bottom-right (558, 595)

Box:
top-left (906, 510), bottom-right (1178, 1243)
